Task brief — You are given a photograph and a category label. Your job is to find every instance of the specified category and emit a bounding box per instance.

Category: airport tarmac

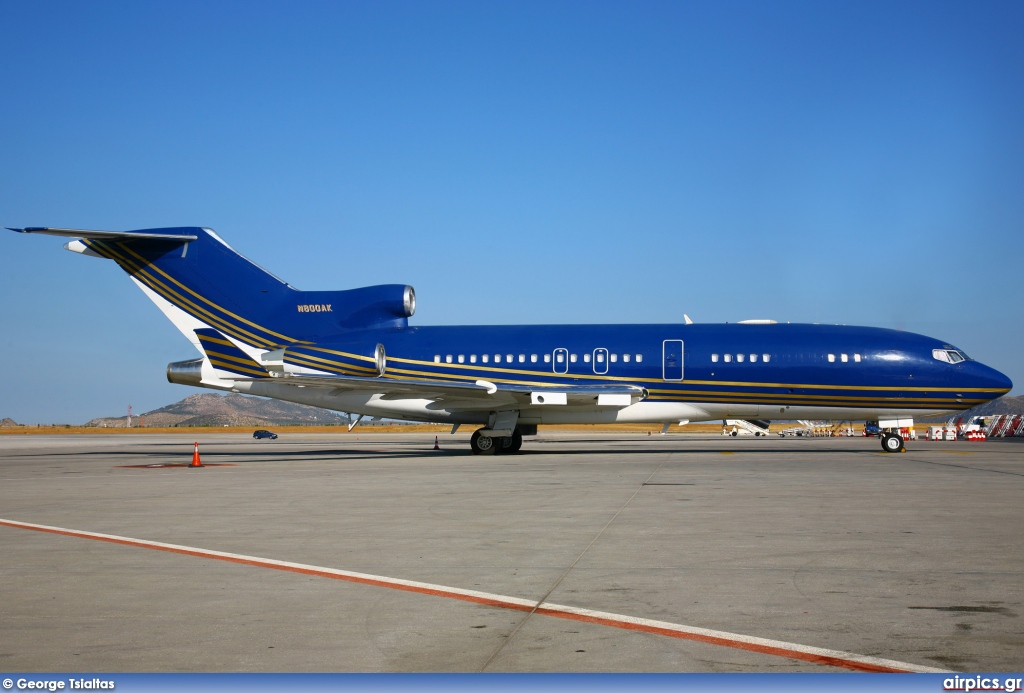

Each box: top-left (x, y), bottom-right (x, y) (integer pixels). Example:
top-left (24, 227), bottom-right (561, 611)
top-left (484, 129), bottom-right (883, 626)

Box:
top-left (0, 432), bottom-right (1021, 673)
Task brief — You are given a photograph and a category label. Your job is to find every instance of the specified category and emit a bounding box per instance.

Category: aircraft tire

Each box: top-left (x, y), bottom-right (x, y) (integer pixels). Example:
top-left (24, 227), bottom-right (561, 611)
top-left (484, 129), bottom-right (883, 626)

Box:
top-left (508, 433), bottom-right (523, 453)
top-left (494, 436), bottom-right (514, 455)
top-left (471, 430), bottom-right (498, 455)
top-left (881, 433), bottom-right (904, 453)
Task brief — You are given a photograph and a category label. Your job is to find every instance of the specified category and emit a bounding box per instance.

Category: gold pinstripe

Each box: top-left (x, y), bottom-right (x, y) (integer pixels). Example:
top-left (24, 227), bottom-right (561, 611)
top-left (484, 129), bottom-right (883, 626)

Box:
top-left (284, 355), bottom-right (376, 377)
top-left (197, 334), bottom-right (238, 348)
top-left (204, 351), bottom-right (264, 368)
top-left (286, 348), bottom-right (379, 372)
top-left (91, 241), bottom-right (281, 348)
top-left (384, 354), bottom-right (998, 394)
top-left (209, 360), bottom-right (267, 377)
top-left (118, 242), bottom-right (301, 344)
top-left (87, 240), bottom-right (305, 348)
top-left (79, 240), bottom-right (1005, 406)
top-left (295, 346), bottom-right (377, 363)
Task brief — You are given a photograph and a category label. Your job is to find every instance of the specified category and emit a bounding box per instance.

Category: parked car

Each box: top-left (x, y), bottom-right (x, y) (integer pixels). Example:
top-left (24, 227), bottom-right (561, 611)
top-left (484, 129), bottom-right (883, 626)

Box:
top-left (253, 429), bottom-right (278, 440)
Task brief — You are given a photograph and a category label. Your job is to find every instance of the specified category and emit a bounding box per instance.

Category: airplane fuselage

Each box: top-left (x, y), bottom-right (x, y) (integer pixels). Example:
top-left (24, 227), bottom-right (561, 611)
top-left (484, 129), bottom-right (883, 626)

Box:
top-left (220, 322), bottom-right (1009, 427)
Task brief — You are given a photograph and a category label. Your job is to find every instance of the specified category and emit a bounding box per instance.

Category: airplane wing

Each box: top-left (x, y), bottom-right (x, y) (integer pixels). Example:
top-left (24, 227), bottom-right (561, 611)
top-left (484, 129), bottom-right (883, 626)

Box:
top-left (7, 227), bottom-right (199, 242)
top-left (241, 373), bottom-right (646, 410)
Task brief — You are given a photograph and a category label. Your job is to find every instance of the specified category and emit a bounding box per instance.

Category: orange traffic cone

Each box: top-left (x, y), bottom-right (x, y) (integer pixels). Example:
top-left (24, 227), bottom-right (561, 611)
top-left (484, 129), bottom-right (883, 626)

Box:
top-left (189, 441), bottom-right (204, 468)
top-left (433, 436), bottom-right (440, 450)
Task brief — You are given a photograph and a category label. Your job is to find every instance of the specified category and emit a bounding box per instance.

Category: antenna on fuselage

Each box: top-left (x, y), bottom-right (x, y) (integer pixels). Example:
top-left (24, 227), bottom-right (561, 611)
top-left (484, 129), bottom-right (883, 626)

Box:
top-left (683, 314), bottom-right (693, 325)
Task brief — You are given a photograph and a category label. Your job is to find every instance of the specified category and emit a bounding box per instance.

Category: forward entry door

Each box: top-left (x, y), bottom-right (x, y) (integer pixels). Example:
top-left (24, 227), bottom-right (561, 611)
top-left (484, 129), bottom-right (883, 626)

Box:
top-left (663, 340), bottom-right (684, 381)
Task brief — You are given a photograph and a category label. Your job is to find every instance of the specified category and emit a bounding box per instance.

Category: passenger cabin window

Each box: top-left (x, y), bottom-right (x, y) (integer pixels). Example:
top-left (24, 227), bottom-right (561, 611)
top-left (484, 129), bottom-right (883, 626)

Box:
top-left (584, 354), bottom-right (591, 363)
top-left (556, 352), bottom-right (564, 363)
top-left (636, 354), bottom-right (643, 362)
top-left (763, 354), bottom-right (770, 362)
top-left (570, 354), bottom-right (578, 363)
top-left (434, 355), bottom-right (440, 363)
top-left (544, 354), bottom-right (551, 363)
top-left (828, 354), bottom-right (835, 362)
top-left (841, 353), bottom-right (848, 363)
top-left (711, 354), bottom-right (719, 363)
top-left (623, 354), bottom-right (631, 363)
top-left (446, 355), bottom-right (452, 363)
top-left (750, 354), bottom-right (757, 362)
top-left (506, 354), bottom-right (513, 363)
top-left (470, 355), bottom-right (477, 363)
top-left (723, 354), bottom-right (732, 363)
top-left (518, 354), bottom-right (526, 363)
top-left (736, 354), bottom-right (745, 363)
top-left (531, 354), bottom-right (538, 363)
top-left (610, 354), bottom-right (617, 363)
top-left (853, 353), bottom-right (861, 362)
top-left (482, 354), bottom-right (489, 363)
top-left (458, 355), bottom-right (465, 363)
top-left (494, 354), bottom-right (501, 363)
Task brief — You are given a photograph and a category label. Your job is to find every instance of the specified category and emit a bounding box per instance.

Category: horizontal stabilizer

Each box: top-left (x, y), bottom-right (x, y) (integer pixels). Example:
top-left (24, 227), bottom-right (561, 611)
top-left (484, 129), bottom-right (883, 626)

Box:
top-left (7, 227), bottom-right (198, 242)
top-left (194, 329), bottom-right (269, 378)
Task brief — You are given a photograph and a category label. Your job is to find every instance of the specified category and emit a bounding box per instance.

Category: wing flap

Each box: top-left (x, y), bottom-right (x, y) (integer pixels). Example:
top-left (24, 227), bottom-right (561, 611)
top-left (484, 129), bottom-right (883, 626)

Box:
top-left (236, 372), bottom-right (645, 409)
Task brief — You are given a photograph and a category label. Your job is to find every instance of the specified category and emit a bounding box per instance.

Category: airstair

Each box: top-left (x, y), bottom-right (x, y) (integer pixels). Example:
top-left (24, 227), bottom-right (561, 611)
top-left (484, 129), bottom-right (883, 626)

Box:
top-left (986, 414), bottom-right (1023, 438)
top-left (723, 419), bottom-right (772, 436)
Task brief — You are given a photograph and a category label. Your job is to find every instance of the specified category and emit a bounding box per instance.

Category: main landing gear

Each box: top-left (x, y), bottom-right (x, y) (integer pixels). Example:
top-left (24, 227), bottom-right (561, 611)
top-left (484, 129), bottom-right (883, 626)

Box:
top-left (470, 429), bottom-right (524, 455)
top-left (880, 433), bottom-right (905, 453)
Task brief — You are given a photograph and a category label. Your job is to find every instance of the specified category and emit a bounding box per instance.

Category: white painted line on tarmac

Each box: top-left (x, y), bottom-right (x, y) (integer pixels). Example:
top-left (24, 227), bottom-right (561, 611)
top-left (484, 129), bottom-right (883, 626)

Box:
top-left (0, 517), bottom-right (949, 673)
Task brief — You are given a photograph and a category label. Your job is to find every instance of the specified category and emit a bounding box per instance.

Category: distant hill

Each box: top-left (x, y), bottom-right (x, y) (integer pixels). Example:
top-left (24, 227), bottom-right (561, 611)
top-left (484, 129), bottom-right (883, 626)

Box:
top-left (919, 394), bottom-right (1024, 422)
top-left (85, 393), bottom-right (352, 428)
top-left (954, 394), bottom-right (1024, 417)
top-left (0, 417), bottom-right (20, 427)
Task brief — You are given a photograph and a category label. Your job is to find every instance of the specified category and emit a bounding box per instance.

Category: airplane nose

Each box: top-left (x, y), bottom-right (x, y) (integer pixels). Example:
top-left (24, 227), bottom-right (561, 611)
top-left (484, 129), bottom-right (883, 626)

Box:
top-left (975, 363), bottom-right (1013, 394)
top-left (993, 368), bottom-right (1013, 393)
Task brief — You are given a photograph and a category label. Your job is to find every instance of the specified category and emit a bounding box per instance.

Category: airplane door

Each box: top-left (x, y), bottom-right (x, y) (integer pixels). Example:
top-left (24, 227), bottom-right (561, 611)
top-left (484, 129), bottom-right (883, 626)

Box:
top-left (663, 340), bottom-right (684, 381)
top-left (553, 348), bottom-right (569, 374)
top-left (593, 348), bottom-right (609, 374)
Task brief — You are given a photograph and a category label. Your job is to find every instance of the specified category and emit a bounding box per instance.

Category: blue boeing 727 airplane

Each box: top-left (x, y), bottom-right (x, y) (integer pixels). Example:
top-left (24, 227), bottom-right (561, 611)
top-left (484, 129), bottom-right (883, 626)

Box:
top-left (11, 226), bottom-right (1012, 454)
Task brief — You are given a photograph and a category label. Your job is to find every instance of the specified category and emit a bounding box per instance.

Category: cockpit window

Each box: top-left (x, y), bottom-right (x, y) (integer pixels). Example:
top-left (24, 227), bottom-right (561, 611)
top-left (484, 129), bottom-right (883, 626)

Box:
top-left (933, 348), bottom-right (970, 363)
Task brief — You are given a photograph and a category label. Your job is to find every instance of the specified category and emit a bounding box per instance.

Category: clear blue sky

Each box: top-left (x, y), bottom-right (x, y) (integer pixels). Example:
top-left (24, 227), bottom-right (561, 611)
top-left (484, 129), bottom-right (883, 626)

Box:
top-left (1, 1), bottom-right (1021, 424)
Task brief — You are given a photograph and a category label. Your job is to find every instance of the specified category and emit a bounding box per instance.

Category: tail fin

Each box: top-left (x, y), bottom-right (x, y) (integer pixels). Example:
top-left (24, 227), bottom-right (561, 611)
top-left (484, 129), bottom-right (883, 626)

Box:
top-left (13, 226), bottom-right (415, 352)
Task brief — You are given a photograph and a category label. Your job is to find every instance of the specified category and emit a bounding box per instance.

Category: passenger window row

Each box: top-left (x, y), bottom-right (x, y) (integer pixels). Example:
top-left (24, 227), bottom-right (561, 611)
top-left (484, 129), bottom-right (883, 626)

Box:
top-left (432, 352), bottom-right (644, 365)
top-left (710, 353), bottom-right (863, 364)
top-left (711, 353), bottom-right (771, 363)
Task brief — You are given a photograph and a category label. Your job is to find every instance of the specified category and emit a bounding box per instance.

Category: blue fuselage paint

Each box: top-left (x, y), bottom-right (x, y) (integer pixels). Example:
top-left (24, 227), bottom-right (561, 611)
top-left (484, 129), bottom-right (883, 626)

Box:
top-left (299, 323), bottom-right (1010, 412)
top-left (68, 227), bottom-right (1012, 425)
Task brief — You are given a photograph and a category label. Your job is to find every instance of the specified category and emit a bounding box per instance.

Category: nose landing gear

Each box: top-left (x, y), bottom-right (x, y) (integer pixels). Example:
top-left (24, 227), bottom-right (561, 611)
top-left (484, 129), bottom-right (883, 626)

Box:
top-left (881, 433), bottom-right (905, 453)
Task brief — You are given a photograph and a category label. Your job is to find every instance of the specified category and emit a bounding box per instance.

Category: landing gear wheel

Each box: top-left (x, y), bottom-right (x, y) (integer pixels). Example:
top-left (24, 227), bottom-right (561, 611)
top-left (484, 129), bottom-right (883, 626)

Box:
top-left (881, 433), bottom-right (904, 453)
top-left (495, 436), bottom-right (513, 455)
top-left (508, 433), bottom-right (523, 453)
top-left (471, 430), bottom-right (497, 455)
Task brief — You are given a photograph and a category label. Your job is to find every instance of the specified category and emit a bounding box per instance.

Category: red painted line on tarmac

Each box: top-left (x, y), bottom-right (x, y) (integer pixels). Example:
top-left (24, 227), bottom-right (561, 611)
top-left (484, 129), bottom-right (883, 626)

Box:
top-left (0, 517), bottom-right (947, 673)
top-left (532, 607), bottom-right (900, 672)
